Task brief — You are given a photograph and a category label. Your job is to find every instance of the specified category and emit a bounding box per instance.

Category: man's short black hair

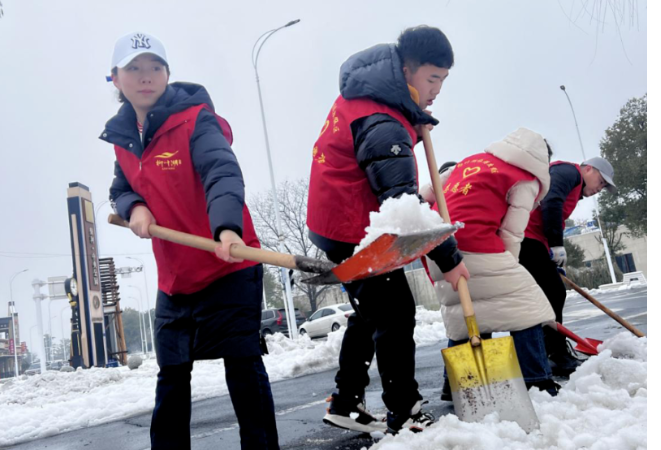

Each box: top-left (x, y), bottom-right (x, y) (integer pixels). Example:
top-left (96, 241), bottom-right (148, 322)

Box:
top-left (544, 139), bottom-right (554, 162)
top-left (396, 25), bottom-right (454, 71)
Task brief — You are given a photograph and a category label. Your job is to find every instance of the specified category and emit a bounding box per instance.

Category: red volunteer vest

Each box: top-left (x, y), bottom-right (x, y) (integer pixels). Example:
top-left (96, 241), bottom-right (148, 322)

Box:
top-left (524, 161), bottom-right (583, 249)
top-left (433, 153), bottom-right (537, 254)
top-left (115, 104), bottom-right (259, 295)
top-left (307, 96), bottom-right (419, 244)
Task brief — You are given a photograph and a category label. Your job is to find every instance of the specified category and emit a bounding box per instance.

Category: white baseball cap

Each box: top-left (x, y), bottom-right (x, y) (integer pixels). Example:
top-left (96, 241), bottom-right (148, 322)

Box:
top-left (106, 32), bottom-right (168, 81)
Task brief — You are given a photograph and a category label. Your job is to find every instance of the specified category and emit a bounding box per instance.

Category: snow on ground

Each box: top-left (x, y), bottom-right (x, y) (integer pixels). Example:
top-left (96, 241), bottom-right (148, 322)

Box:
top-left (368, 332), bottom-right (647, 450)
top-left (0, 308), bottom-right (447, 446)
top-left (355, 194), bottom-right (458, 253)
top-left (565, 281), bottom-right (647, 299)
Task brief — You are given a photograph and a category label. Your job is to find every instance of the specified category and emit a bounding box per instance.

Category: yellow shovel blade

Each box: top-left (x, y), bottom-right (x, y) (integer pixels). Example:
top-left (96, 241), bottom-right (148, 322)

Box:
top-left (442, 336), bottom-right (540, 432)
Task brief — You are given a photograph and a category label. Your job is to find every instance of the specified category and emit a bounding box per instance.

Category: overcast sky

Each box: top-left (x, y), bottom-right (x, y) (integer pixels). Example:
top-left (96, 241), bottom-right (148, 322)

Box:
top-left (0, 1), bottom-right (647, 352)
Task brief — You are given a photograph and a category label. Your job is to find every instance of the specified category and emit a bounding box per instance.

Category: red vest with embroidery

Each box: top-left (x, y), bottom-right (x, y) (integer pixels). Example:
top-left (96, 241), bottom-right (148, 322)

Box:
top-left (307, 96), bottom-right (418, 244)
top-left (114, 104), bottom-right (259, 295)
top-left (433, 153), bottom-right (537, 254)
top-left (525, 161), bottom-right (583, 249)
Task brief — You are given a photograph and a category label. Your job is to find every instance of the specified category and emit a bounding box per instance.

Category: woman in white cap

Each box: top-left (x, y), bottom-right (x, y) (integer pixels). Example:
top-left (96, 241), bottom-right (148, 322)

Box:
top-left (101, 32), bottom-right (280, 450)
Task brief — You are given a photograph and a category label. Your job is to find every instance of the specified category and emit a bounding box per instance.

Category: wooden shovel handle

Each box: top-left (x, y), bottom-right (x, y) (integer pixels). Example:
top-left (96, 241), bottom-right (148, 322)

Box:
top-left (421, 129), bottom-right (478, 344)
top-left (561, 274), bottom-right (645, 337)
top-left (421, 128), bottom-right (451, 224)
top-left (108, 213), bottom-right (301, 270)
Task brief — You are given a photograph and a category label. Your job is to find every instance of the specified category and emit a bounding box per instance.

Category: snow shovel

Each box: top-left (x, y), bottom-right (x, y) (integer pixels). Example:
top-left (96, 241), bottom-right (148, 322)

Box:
top-left (561, 274), bottom-right (646, 337)
top-left (421, 128), bottom-right (540, 433)
top-left (551, 322), bottom-right (602, 356)
top-left (108, 214), bottom-right (457, 285)
top-left (302, 226), bottom-right (458, 285)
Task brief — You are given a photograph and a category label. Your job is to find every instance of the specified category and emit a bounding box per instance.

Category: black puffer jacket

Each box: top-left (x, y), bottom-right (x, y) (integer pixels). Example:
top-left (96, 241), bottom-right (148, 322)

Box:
top-left (340, 44), bottom-right (437, 203)
top-left (103, 82), bottom-right (244, 239)
top-left (311, 44), bottom-right (462, 273)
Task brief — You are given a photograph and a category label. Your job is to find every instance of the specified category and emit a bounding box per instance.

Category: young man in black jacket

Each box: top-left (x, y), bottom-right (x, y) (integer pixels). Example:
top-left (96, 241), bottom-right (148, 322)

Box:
top-left (307, 26), bottom-right (469, 434)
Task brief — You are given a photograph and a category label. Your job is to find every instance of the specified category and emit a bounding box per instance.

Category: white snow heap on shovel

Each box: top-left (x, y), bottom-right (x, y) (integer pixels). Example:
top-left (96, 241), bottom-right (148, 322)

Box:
top-left (355, 194), bottom-right (459, 254)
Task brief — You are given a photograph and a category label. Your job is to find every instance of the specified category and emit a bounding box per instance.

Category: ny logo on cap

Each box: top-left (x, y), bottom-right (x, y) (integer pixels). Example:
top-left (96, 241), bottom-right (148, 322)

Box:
top-left (131, 34), bottom-right (151, 50)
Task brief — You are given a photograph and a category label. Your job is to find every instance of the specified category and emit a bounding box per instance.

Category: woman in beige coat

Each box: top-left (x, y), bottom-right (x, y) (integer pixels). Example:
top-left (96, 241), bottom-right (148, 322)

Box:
top-left (422, 128), bottom-right (558, 397)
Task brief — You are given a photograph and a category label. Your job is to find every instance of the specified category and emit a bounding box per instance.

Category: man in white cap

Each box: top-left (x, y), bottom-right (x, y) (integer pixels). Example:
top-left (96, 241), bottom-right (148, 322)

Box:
top-left (520, 156), bottom-right (617, 376)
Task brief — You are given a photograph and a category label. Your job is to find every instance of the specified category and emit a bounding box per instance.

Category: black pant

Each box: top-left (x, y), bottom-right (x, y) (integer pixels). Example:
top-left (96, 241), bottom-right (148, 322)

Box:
top-left (150, 357), bottom-right (279, 450)
top-left (150, 266), bottom-right (279, 449)
top-left (519, 238), bottom-right (567, 355)
top-left (325, 244), bottom-right (421, 415)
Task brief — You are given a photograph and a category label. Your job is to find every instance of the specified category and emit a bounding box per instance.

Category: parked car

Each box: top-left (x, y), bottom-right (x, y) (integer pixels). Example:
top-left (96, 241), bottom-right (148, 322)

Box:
top-left (260, 308), bottom-right (307, 337)
top-left (25, 362), bottom-right (41, 376)
top-left (298, 304), bottom-right (354, 338)
top-left (48, 360), bottom-right (69, 371)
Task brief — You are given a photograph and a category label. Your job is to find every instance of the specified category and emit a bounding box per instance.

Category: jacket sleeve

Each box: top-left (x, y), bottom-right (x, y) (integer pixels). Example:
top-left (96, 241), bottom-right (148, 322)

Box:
top-left (500, 180), bottom-right (540, 259)
top-left (419, 165), bottom-right (456, 205)
top-left (352, 114), bottom-right (462, 271)
top-left (540, 164), bottom-right (582, 247)
top-left (351, 113), bottom-right (418, 203)
top-left (426, 236), bottom-right (463, 273)
top-left (190, 109), bottom-right (245, 240)
top-left (109, 160), bottom-right (146, 221)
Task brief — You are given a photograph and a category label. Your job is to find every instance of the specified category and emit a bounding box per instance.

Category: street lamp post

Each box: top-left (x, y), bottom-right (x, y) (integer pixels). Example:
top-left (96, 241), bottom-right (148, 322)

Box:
top-left (252, 19), bottom-right (301, 339)
top-left (559, 85), bottom-right (617, 283)
top-left (9, 269), bottom-right (28, 377)
top-left (127, 284), bottom-right (151, 354)
top-left (31, 279), bottom-right (48, 374)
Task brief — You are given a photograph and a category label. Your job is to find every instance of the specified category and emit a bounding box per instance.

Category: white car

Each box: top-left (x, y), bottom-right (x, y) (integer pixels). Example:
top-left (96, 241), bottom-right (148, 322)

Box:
top-left (298, 304), bottom-right (354, 338)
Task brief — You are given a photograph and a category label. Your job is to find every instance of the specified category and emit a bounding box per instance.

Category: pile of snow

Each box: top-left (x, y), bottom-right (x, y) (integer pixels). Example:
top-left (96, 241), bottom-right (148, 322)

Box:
top-left (0, 309), bottom-right (447, 446)
top-left (414, 308), bottom-right (447, 347)
top-left (368, 332), bottom-right (647, 450)
top-left (355, 194), bottom-right (457, 253)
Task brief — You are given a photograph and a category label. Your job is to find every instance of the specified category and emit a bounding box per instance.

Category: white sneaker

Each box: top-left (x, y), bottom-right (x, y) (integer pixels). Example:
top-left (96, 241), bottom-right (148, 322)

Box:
top-left (323, 394), bottom-right (387, 433)
top-left (387, 400), bottom-right (435, 433)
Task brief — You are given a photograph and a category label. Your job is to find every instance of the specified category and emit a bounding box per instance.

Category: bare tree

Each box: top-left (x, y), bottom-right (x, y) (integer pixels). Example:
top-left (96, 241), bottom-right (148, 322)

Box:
top-left (556, 0), bottom-right (642, 65)
top-left (249, 179), bottom-right (332, 312)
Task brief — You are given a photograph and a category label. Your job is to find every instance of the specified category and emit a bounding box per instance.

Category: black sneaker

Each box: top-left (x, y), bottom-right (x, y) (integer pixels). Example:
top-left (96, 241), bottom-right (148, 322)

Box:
top-left (323, 393), bottom-right (386, 433)
top-left (441, 377), bottom-right (452, 402)
top-left (549, 341), bottom-right (584, 377)
top-left (386, 400), bottom-right (435, 434)
top-left (526, 379), bottom-right (561, 397)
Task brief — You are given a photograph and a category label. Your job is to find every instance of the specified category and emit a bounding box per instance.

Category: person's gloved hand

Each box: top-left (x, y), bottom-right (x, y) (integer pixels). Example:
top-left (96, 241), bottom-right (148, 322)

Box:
top-left (556, 266), bottom-right (566, 277)
top-left (550, 246), bottom-right (567, 267)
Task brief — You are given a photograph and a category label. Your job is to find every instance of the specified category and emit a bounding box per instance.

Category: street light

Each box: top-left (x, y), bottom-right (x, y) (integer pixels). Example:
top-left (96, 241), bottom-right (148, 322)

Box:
top-left (559, 85), bottom-right (617, 283)
top-left (127, 284), bottom-right (151, 354)
top-left (95, 200), bottom-right (110, 218)
top-left (126, 257), bottom-right (155, 350)
top-left (252, 19), bottom-right (301, 339)
top-left (9, 268), bottom-right (28, 377)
